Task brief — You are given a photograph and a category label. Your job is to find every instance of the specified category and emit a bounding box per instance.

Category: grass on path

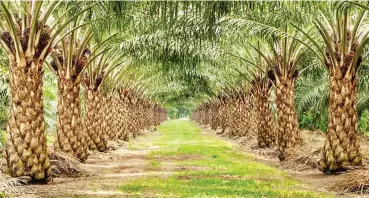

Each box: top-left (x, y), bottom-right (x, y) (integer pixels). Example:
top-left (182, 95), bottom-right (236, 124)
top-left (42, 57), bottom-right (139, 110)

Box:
top-left (119, 119), bottom-right (331, 198)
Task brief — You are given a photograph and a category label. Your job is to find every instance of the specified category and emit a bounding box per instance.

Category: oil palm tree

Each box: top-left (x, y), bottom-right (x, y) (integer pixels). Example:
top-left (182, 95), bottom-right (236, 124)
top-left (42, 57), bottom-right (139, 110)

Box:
top-left (228, 44), bottom-right (276, 148)
top-left (0, 1), bottom-right (91, 181)
top-left (49, 19), bottom-right (95, 162)
top-left (293, 4), bottom-right (369, 173)
top-left (247, 33), bottom-right (308, 159)
top-left (83, 47), bottom-right (129, 151)
top-left (220, 2), bottom-right (313, 157)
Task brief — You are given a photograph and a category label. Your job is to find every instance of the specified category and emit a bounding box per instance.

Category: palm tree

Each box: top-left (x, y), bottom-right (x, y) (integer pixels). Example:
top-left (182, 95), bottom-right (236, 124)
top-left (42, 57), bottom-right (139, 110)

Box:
top-left (49, 19), bottom-right (94, 161)
top-left (248, 33), bottom-right (308, 159)
top-left (227, 44), bottom-right (277, 148)
top-left (82, 42), bottom-right (129, 151)
top-left (0, 1), bottom-right (91, 181)
top-left (221, 5), bottom-right (313, 157)
top-left (294, 4), bottom-right (369, 173)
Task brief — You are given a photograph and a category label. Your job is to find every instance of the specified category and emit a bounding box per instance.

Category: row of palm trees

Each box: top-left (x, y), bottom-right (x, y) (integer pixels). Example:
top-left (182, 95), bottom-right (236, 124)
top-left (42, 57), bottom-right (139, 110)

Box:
top-left (192, 4), bottom-right (369, 174)
top-left (0, 1), bottom-right (167, 182)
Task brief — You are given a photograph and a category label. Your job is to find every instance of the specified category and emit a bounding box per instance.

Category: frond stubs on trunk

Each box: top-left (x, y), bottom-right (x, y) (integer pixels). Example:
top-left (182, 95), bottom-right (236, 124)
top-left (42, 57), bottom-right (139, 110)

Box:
top-left (319, 75), bottom-right (362, 174)
top-left (319, 25), bottom-right (363, 173)
top-left (275, 77), bottom-right (301, 161)
top-left (251, 77), bottom-right (276, 148)
top-left (54, 79), bottom-right (88, 162)
top-left (2, 59), bottom-right (51, 182)
top-left (84, 89), bottom-right (107, 152)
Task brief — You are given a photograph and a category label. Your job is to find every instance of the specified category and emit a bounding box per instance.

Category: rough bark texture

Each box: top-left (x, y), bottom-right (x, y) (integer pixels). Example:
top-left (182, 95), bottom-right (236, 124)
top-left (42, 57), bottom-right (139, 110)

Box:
top-left (54, 79), bottom-right (88, 162)
top-left (227, 99), bottom-right (237, 137)
top-left (254, 85), bottom-right (275, 148)
top-left (111, 92), bottom-right (120, 141)
top-left (240, 94), bottom-right (255, 138)
top-left (318, 31), bottom-right (363, 173)
top-left (319, 73), bottom-right (362, 173)
top-left (116, 94), bottom-right (128, 140)
top-left (219, 101), bottom-right (228, 134)
top-left (275, 78), bottom-right (300, 160)
top-left (103, 95), bottom-right (115, 141)
top-left (84, 89), bottom-right (107, 152)
top-left (2, 57), bottom-right (51, 181)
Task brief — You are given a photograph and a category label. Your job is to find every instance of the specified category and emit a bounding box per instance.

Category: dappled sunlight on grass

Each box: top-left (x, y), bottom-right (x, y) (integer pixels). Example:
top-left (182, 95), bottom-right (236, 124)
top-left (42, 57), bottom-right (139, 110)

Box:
top-left (119, 120), bottom-right (331, 197)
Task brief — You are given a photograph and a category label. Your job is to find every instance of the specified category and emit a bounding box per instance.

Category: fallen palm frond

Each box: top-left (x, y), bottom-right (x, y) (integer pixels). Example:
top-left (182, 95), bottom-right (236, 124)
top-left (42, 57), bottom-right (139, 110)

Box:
top-left (107, 141), bottom-right (120, 151)
top-left (238, 135), bottom-right (257, 146)
top-left (239, 136), bottom-right (278, 159)
top-left (280, 147), bottom-right (321, 171)
top-left (50, 152), bottom-right (85, 177)
top-left (253, 147), bottom-right (278, 159)
top-left (332, 170), bottom-right (369, 194)
top-left (280, 130), bottom-right (323, 171)
top-left (0, 173), bottom-right (23, 195)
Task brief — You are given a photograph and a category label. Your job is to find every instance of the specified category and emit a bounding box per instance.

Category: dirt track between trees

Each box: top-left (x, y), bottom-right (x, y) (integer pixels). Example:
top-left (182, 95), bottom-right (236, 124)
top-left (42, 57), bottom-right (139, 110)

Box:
top-left (15, 120), bottom-right (368, 197)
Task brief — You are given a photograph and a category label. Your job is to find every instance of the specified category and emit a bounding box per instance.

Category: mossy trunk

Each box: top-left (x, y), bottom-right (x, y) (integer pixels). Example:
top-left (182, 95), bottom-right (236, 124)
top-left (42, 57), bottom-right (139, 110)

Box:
top-left (2, 57), bottom-right (51, 181)
top-left (54, 79), bottom-right (88, 162)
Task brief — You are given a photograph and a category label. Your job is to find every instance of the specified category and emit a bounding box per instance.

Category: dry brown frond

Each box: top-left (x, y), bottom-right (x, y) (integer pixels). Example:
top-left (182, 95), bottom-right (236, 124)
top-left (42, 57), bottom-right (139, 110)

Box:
top-left (0, 173), bottom-right (23, 195)
top-left (280, 130), bottom-right (324, 171)
top-left (332, 170), bottom-right (369, 194)
top-left (50, 152), bottom-right (85, 177)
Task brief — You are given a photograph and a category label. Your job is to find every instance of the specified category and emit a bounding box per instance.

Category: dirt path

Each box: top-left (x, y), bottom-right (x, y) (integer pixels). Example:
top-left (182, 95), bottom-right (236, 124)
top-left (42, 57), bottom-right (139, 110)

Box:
top-left (21, 131), bottom-right (165, 198)
top-left (17, 120), bottom-right (354, 197)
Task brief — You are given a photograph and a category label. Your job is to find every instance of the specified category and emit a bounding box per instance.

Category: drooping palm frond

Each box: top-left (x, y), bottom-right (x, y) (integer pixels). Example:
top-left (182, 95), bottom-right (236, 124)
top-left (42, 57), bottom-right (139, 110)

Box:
top-left (295, 72), bottom-right (329, 113)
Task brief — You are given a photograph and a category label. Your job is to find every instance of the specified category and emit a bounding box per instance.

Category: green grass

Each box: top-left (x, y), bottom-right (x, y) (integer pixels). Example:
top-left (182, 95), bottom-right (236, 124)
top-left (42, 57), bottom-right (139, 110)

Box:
top-left (119, 120), bottom-right (331, 198)
top-left (46, 133), bottom-right (55, 145)
top-left (149, 159), bottom-right (162, 168)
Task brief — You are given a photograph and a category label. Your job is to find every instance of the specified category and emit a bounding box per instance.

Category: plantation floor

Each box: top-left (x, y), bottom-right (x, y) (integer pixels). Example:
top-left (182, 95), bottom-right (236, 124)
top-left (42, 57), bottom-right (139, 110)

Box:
top-left (22, 119), bottom-right (332, 198)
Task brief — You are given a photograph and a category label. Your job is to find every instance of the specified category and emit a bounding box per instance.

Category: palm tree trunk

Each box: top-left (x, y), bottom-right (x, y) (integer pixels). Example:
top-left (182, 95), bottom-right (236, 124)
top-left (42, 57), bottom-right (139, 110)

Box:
top-left (116, 94), bottom-right (128, 140)
top-left (232, 99), bottom-right (242, 138)
top-left (2, 57), bottom-right (51, 181)
top-left (54, 79), bottom-right (88, 162)
top-left (228, 100), bottom-right (237, 138)
top-left (275, 77), bottom-right (300, 160)
top-left (319, 73), bottom-right (362, 173)
top-left (219, 102), bottom-right (227, 134)
top-left (213, 104), bottom-right (221, 130)
top-left (254, 85), bottom-right (275, 148)
top-left (111, 92), bottom-right (120, 140)
top-left (103, 95), bottom-right (115, 141)
top-left (84, 89), bottom-right (107, 152)
top-left (239, 95), bottom-right (250, 137)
